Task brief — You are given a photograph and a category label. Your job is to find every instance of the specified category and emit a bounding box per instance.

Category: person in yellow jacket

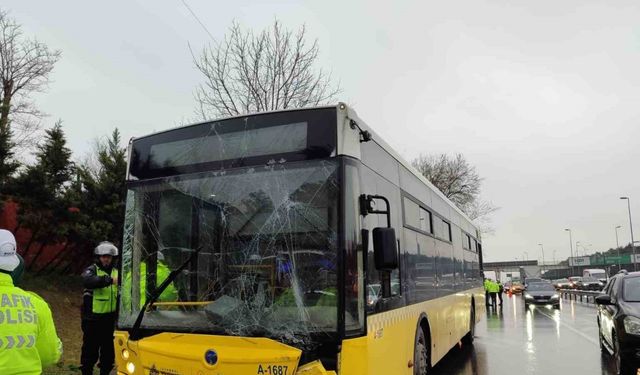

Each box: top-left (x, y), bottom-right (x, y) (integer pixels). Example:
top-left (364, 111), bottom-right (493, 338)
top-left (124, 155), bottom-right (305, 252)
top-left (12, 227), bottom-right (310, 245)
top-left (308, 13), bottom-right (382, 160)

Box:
top-left (483, 278), bottom-right (491, 307)
top-left (0, 229), bottom-right (62, 374)
top-left (120, 255), bottom-right (178, 310)
top-left (80, 241), bottom-right (119, 375)
top-left (487, 279), bottom-right (500, 308)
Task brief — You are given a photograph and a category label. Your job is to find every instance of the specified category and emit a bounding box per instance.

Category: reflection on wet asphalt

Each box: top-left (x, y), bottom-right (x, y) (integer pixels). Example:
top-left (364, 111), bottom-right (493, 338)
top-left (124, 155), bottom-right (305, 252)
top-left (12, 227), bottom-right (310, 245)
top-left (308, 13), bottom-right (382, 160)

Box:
top-left (431, 294), bottom-right (620, 375)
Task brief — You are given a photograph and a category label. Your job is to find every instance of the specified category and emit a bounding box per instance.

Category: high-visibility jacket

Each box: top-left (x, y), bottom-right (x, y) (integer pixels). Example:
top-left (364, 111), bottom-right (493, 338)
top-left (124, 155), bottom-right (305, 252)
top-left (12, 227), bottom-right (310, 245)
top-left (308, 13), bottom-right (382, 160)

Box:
top-left (487, 280), bottom-right (500, 293)
top-left (121, 261), bottom-right (178, 311)
top-left (483, 279), bottom-right (491, 291)
top-left (93, 268), bottom-right (118, 314)
top-left (0, 272), bottom-right (62, 374)
top-left (81, 263), bottom-right (118, 319)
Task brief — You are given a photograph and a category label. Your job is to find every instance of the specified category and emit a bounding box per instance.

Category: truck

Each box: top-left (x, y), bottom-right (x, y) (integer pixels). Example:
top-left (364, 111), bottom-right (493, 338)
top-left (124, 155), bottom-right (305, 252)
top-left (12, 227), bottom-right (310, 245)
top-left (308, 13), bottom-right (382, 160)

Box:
top-left (583, 268), bottom-right (608, 284)
top-left (501, 272), bottom-right (520, 284)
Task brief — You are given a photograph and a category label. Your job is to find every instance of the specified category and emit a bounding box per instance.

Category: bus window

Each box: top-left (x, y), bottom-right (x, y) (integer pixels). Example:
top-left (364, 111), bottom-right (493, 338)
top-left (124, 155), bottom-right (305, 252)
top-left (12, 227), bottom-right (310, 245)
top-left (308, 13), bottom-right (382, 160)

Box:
top-left (462, 233), bottom-right (470, 250)
top-left (443, 221), bottom-right (452, 242)
top-left (403, 197), bottom-right (420, 229)
top-left (344, 164), bottom-right (364, 334)
top-left (419, 207), bottom-right (431, 233)
top-left (405, 229), bottom-right (438, 304)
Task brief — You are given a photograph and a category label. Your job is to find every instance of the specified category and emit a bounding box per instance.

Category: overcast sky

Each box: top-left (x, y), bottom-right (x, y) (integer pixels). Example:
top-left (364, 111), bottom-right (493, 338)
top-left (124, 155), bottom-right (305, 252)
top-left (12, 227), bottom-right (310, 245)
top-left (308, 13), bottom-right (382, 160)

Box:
top-left (4, 0), bottom-right (640, 262)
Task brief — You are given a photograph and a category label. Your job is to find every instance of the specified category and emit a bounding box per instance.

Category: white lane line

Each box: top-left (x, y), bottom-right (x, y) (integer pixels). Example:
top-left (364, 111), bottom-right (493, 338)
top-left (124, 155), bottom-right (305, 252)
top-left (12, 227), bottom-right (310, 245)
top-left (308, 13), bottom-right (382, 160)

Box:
top-left (536, 308), bottom-right (599, 346)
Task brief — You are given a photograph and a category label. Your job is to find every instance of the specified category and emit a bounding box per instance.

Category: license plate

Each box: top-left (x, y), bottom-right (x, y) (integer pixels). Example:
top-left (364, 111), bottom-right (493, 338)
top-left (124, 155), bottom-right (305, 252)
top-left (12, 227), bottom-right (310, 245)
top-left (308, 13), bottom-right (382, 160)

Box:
top-left (257, 365), bottom-right (289, 375)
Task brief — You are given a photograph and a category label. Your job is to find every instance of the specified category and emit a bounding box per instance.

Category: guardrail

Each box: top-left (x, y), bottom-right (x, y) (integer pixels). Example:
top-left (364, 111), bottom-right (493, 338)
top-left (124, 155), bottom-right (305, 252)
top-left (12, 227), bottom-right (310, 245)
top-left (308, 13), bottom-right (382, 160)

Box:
top-left (559, 289), bottom-right (602, 304)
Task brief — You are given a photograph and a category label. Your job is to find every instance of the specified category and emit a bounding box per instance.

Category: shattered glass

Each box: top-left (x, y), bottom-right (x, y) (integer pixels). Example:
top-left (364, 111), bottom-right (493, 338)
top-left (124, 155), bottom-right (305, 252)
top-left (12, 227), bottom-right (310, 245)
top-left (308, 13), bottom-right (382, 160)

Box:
top-left (118, 159), bottom-right (340, 349)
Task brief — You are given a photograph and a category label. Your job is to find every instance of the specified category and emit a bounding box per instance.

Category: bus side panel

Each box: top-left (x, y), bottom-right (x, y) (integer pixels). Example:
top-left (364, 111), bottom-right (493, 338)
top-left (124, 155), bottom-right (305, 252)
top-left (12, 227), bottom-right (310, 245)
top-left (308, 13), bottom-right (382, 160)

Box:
top-left (343, 287), bottom-right (482, 374)
top-left (362, 310), bottom-right (412, 374)
top-left (421, 287), bottom-right (484, 366)
top-left (425, 292), bottom-right (458, 365)
top-left (339, 336), bottom-right (369, 374)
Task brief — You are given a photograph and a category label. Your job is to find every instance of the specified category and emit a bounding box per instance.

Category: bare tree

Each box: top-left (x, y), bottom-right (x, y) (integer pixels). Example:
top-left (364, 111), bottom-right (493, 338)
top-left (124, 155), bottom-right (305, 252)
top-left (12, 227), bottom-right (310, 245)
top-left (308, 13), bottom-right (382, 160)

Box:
top-left (412, 153), bottom-right (497, 233)
top-left (193, 20), bottom-right (340, 119)
top-left (0, 9), bottom-right (61, 152)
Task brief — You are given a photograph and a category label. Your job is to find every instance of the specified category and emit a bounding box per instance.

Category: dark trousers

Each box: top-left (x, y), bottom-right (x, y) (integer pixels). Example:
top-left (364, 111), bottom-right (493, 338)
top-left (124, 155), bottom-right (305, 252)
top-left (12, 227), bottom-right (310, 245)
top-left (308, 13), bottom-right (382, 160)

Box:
top-left (81, 317), bottom-right (115, 375)
top-left (489, 292), bottom-right (497, 307)
top-left (485, 290), bottom-right (490, 305)
top-left (498, 290), bottom-right (503, 305)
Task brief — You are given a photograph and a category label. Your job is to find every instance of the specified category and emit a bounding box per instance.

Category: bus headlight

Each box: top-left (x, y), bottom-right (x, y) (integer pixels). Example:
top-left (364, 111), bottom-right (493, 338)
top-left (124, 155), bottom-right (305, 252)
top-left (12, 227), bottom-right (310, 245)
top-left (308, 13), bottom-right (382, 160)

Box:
top-left (121, 349), bottom-right (130, 360)
top-left (126, 362), bottom-right (136, 374)
top-left (624, 316), bottom-right (640, 335)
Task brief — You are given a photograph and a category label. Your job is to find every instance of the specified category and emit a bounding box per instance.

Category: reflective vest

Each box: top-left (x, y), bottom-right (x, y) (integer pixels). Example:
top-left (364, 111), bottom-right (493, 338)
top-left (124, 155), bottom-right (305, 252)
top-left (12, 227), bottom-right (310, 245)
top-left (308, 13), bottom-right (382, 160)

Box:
top-left (93, 268), bottom-right (118, 314)
top-left (0, 273), bottom-right (62, 374)
top-left (121, 262), bottom-right (177, 311)
top-left (487, 280), bottom-right (500, 293)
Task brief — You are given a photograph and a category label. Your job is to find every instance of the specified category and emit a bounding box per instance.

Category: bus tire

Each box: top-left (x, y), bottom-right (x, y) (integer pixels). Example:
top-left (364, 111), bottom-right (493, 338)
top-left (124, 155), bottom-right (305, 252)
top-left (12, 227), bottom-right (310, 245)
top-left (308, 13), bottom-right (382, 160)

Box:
top-left (414, 322), bottom-right (430, 375)
top-left (462, 304), bottom-right (475, 345)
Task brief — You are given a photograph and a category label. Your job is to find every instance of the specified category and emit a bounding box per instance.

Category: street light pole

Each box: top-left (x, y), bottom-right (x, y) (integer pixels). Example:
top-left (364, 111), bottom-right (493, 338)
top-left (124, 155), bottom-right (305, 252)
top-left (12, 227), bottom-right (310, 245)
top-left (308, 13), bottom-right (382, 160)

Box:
top-left (621, 197), bottom-right (636, 271)
top-left (524, 251), bottom-right (529, 261)
top-left (616, 225), bottom-right (622, 269)
top-left (565, 229), bottom-right (574, 276)
top-left (538, 243), bottom-right (545, 275)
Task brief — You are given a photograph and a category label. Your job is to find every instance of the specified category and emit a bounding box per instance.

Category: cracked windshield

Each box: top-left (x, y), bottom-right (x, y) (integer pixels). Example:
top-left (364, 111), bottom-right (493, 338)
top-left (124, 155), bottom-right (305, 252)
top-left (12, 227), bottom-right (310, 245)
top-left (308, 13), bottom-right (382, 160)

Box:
top-left (119, 160), bottom-right (340, 344)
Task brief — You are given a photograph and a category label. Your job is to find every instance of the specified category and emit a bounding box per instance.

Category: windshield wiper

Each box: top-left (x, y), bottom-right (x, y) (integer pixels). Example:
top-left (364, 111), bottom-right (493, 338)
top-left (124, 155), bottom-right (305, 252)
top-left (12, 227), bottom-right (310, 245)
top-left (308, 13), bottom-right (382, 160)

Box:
top-left (129, 246), bottom-right (204, 340)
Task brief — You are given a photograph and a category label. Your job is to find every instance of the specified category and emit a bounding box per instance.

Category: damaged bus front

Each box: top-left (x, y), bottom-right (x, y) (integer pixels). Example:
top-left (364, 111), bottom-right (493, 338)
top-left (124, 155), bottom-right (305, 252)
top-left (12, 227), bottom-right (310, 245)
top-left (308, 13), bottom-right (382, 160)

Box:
top-left (115, 107), bottom-right (358, 374)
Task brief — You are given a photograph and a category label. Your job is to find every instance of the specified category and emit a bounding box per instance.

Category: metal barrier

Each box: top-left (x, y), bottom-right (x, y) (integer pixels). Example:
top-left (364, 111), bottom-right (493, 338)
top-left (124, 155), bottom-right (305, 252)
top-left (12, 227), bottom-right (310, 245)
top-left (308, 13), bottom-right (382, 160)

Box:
top-left (559, 289), bottom-right (602, 304)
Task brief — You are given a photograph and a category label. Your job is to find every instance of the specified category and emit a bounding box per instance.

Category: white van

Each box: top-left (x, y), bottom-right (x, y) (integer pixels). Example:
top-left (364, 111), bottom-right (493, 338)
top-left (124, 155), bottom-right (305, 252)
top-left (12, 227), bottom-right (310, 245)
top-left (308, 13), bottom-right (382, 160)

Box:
top-left (583, 269), bottom-right (608, 283)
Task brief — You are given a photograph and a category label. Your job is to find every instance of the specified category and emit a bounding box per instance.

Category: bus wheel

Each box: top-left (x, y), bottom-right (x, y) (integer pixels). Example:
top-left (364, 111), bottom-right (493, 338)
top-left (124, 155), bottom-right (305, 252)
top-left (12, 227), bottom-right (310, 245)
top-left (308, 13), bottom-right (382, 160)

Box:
top-left (414, 328), bottom-right (430, 375)
top-left (462, 305), bottom-right (475, 345)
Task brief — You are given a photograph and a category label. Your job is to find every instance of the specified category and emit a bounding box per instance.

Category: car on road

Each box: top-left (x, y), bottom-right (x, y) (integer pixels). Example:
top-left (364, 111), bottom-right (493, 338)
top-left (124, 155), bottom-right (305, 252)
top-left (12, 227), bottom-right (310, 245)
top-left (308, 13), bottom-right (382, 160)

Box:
top-left (508, 281), bottom-right (524, 294)
top-left (524, 277), bottom-right (544, 288)
top-left (568, 276), bottom-right (583, 289)
top-left (596, 271), bottom-right (640, 374)
top-left (575, 276), bottom-right (604, 291)
top-left (552, 278), bottom-right (572, 290)
top-left (524, 282), bottom-right (561, 308)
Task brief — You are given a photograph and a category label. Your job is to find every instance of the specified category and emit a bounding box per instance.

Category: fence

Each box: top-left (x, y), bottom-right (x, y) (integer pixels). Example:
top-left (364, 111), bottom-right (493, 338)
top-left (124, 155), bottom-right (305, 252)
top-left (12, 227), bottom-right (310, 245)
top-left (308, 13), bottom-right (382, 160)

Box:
top-left (559, 289), bottom-right (602, 304)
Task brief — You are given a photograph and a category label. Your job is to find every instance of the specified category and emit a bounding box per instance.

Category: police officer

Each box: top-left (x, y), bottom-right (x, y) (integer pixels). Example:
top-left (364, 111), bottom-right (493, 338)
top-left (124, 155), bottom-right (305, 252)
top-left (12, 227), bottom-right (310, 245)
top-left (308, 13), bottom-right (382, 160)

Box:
top-left (80, 241), bottom-right (119, 375)
top-left (487, 279), bottom-right (500, 308)
top-left (483, 277), bottom-right (491, 306)
top-left (0, 229), bottom-right (62, 374)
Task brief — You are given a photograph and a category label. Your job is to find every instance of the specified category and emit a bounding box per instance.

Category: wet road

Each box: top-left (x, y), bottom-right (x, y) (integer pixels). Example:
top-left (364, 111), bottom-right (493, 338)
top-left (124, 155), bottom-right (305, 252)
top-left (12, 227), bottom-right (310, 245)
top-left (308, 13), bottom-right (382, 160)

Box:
top-left (431, 293), bottom-right (621, 375)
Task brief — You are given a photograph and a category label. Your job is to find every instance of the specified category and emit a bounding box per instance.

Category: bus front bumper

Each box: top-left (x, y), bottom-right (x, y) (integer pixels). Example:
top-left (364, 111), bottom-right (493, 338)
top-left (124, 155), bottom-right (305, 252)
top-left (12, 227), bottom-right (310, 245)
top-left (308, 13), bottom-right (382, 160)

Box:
top-left (114, 330), bottom-right (336, 375)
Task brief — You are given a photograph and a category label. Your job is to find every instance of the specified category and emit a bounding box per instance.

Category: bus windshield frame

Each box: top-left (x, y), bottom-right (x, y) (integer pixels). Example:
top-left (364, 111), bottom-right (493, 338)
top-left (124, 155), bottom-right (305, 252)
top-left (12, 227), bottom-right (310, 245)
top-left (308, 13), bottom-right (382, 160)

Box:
top-left (118, 157), bottom-right (346, 348)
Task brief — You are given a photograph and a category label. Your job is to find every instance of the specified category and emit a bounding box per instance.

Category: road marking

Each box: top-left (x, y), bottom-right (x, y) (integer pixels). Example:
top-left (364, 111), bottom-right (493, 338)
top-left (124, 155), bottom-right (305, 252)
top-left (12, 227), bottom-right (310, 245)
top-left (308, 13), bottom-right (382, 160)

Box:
top-left (536, 309), bottom-right (599, 346)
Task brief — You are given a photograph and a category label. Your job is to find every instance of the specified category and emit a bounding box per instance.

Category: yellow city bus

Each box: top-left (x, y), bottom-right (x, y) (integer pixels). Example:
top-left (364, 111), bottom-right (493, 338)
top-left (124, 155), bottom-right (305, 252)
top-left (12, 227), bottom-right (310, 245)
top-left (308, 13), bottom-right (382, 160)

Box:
top-left (115, 103), bottom-right (485, 375)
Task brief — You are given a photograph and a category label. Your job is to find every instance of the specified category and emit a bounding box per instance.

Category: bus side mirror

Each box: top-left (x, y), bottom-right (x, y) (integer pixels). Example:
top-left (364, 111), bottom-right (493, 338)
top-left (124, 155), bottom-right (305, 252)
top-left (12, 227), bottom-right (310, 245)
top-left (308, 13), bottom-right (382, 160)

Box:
top-left (373, 227), bottom-right (398, 270)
